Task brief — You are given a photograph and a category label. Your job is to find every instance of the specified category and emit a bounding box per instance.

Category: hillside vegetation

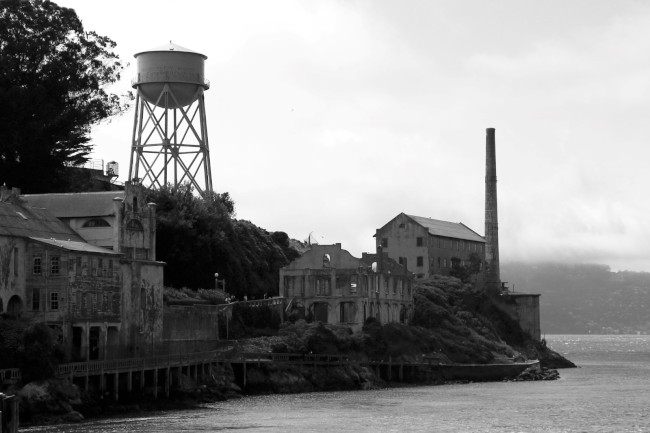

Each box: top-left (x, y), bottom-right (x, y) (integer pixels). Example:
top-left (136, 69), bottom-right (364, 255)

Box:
top-left (502, 262), bottom-right (650, 334)
top-left (147, 185), bottom-right (301, 299)
top-left (234, 275), bottom-right (572, 368)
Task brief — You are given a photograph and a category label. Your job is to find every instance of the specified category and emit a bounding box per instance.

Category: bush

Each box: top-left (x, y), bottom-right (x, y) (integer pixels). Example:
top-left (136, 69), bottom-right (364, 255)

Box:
top-left (232, 304), bottom-right (281, 336)
top-left (18, 324), bottom-right (64, 383)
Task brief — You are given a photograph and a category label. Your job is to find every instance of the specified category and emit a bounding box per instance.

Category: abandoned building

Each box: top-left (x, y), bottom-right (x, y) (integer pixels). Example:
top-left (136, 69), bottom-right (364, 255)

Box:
top-left (375, 213), bottom-right (486, 280)
top-left (279, 243), bottom-right (414, 331)
top-left (21, 183), bottom-right (221, 357)
top-left (0, 184), bottom-right (165, 360)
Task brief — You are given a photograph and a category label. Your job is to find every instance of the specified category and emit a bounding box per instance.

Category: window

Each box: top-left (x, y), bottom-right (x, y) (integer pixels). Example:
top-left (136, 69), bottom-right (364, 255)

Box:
top-left (283, 276), bottom-right (292, 295)
top-left (82, 218), bottom-right (110, 228)
top-left (133, 197), bottom-right (138, 212)
top-left (126, 219), bottom-right (144, 231)
top-left (417, 256), bottom-right (424, 267)
top-left (76, 256), bottom-right (82, 276)
top-left (340, 302), bottom-right (355, 323)
top-left (13, 247), bottom-right (18, 276)
top-left (350, 275), bottom-right (358, 294)
top-left (443, 259), bottom-right (448, 268)
top-left (50, 292), bottom-right (59, 310)
top-left (323, 254), bottom-right (331, 268)
top-left (50, 256), bottom-right (60, 275)
top-left (33, 257), bottom-right (42, 275)
top-left (32, 290), bottom-right (40, 311)
top-left (416, 237), bottom-right (423, 247)
top-left (316, 278), bottom-right (331, 296)
top-left (381, 238), bottom-right (388, 248)
top-left (438, 257), bottom-right (441, 267)
top-left (336, 275), bottom-right (348, 292)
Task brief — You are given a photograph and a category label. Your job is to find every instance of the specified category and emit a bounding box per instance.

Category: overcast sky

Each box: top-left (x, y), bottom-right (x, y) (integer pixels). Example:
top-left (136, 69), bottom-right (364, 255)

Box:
top-left (55, 0), bottom-right (650, 272)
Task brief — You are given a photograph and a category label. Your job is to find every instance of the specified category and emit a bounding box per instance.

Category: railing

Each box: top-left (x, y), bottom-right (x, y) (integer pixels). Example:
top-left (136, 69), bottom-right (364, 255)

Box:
top-left (0, 369), bottom-right (20, 384)
top-left (4, 351), bottom-right (505, 384)
top-left (57, 349), bottom-right (230, 377)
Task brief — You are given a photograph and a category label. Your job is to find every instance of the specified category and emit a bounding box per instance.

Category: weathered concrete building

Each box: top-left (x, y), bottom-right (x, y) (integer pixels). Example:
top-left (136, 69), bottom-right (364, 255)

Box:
top-left (24, 183), bottom-right (221, 355)
top-left (375, 213), bottom-right (486, 280)
top-left (279, 243), bottom-right (414, 331)
top-left (2, 183), bottom-right (166, 359)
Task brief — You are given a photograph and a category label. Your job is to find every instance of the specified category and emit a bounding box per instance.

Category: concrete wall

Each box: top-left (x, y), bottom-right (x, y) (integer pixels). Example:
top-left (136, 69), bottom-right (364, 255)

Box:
top-left (67, 218), bottom-right (116, 251)
top-left (163, 305), bottom-right (219, 342)
top-left (375, 213), bottom-right (430, 278)
top-left (0, 237), bottom-right (25, 316)
top-left (502, 293), bottom-right (541, 341)
top-left (120, 259), bottom-right (164, 356)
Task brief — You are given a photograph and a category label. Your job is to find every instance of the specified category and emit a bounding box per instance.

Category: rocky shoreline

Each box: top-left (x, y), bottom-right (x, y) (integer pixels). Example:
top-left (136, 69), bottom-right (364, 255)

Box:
top-left (12, 354), bottom-right (568, 427)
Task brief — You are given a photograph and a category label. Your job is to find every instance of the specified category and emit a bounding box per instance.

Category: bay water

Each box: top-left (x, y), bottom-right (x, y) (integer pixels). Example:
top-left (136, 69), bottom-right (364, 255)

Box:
top-left (23, 334), bottom-right (650, 432)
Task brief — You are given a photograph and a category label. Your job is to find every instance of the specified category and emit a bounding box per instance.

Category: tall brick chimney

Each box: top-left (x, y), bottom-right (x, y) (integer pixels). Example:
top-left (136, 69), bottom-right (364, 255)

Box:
top-left (485, 128), bottom-right (501, 291)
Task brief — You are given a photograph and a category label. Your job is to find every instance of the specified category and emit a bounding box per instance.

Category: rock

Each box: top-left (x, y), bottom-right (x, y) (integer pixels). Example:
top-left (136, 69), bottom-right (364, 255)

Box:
top-left (513, 366), bottom-right (560, 381)
top-left (61, 410), bottom-right (84, 422)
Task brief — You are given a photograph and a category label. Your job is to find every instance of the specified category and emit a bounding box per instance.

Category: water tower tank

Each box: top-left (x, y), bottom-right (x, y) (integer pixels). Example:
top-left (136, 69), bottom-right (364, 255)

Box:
top-left (132, 42), bottom-right (209, 109)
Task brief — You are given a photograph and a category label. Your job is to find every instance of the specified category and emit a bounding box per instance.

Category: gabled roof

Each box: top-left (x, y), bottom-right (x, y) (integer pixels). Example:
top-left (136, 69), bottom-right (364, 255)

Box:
top-left (29, 237), bottom-right (120, 255)
top-left (406, 214), bottom-right (485, 243)
top-left (23, 191), bottom-right (125, 218)
top-left (0, 200), bottom-right (85, 241)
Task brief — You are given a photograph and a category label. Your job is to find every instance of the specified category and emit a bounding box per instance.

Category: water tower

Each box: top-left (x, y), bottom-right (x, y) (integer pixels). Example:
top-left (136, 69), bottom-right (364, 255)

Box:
top-left (129, 42), bottom-right (213, 197)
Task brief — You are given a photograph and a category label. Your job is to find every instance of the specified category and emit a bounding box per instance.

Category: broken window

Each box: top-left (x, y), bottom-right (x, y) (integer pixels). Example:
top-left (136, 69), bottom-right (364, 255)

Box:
top-left (33, 257), bottom-right (42, 275)
top-left (50, 292), bottom-right (59, 310)
top-left (50, 256), bottom-right (60, 275)
top-left (82, 218), bottom-right (110, 228)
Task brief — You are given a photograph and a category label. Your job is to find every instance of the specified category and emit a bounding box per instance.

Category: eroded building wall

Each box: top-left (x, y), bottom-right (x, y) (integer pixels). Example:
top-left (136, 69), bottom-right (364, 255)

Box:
top-left (0, 237), bottom-right (25, 317)
top-left (501, 294), bottom-right (541, 341)
top-left (280, 244), bottom-right (414, 331)
top-left (163, 305), bottom-right (220, 353)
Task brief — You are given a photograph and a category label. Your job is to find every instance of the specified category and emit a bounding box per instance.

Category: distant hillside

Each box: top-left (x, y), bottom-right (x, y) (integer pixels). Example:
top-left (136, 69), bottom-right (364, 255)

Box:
top-left (501, 262), bottom-right (650, 334)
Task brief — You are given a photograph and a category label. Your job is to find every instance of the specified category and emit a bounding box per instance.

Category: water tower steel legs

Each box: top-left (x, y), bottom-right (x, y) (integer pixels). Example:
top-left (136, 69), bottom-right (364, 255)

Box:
top-left (128, 87), bottom-right (213, 198)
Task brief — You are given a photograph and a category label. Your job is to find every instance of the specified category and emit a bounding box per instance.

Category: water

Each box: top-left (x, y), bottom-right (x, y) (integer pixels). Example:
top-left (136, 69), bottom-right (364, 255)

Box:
top-left (23, 335), bottom-right (650, 432)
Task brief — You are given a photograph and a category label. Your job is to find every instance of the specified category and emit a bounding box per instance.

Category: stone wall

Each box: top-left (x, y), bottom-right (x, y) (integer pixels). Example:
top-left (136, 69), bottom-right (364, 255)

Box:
top-left (502, 293), bottom-right (541, 340)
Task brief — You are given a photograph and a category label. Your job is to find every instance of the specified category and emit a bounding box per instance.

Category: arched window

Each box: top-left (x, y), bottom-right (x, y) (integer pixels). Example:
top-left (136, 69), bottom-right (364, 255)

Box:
top-left (126, 219), bottom-right (144, 231)
top-left (82, 218), bottom-right (110, 228)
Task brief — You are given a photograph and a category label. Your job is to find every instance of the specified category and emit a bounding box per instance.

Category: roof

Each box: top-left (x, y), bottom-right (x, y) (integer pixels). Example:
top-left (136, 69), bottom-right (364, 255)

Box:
top-left (135, 42), bottom-right (207, 59)
top-left (0, 200), bottom-right (85, 241)
top-left (23, 191), bottom-right (125, 218)
top-left (406, 214), bottom-right (486, 243)
top-left (29, 237), bottom-right (121, 255)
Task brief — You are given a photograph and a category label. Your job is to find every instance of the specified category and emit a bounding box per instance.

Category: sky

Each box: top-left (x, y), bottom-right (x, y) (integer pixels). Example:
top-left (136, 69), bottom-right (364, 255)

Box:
top-left (53, 0), bottom-right (650, 272)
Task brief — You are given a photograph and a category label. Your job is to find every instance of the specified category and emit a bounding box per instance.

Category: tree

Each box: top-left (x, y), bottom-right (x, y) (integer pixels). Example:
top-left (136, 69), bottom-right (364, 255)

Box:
top-left (0, 0), bottom-right (128, 193)
top-left (148, 184), bottom-right (299, 298)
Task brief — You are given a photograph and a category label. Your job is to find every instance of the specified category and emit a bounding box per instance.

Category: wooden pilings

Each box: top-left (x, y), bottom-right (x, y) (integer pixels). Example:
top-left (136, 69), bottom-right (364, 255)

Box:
top-left (0, 393), bottom-right (19, 433)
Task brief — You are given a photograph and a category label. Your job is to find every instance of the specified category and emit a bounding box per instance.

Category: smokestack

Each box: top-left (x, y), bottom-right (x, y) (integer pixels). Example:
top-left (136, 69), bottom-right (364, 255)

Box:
top-left (485, 127), bottom-right (500, 291)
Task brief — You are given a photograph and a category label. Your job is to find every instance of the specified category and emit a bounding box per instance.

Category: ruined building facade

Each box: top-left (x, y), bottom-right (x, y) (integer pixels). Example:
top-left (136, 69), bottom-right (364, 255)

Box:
top-left (279, 243), bottom-right (414, 332)
top-left (1, 183), bottom-right (165, 360)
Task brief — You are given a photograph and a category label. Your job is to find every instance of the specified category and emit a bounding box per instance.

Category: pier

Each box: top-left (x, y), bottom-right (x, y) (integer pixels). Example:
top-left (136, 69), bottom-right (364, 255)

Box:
top-left (0, 350), bottom-right (538, 402)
